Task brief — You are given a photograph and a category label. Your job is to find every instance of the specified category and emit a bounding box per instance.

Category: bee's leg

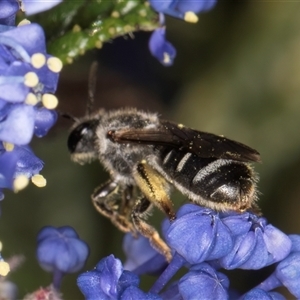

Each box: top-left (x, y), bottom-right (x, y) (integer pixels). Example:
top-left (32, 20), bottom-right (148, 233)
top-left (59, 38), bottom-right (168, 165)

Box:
top-left (131, 197), bottom-right (172, 262)
top-left (119, 185), bottom-right (134, 216)
top-left (133, 160), bottom-right (176, 221)
top-left (91, 180), bottom-right (136, 234)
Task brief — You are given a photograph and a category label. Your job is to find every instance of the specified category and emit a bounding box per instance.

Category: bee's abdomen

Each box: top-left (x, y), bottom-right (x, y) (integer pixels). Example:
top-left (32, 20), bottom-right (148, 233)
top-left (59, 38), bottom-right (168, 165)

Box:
top-left (159, 147), bottom-right (256, 210)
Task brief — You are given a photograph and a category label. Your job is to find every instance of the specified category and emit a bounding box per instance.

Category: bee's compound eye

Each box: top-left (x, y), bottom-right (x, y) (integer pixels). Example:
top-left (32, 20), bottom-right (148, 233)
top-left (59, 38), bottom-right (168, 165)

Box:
top-left (67, 121), bottom-right (97, 154)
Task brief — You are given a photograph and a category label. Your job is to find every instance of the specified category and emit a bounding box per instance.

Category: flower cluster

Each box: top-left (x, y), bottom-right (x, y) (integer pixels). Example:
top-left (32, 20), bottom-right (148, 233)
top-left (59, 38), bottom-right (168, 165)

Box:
top-left (148, 0), bottom-right (217, 66)
top-left (0, 1), bottom-right (62, 200)
top-left (76, 204), bottom-right (300, 299)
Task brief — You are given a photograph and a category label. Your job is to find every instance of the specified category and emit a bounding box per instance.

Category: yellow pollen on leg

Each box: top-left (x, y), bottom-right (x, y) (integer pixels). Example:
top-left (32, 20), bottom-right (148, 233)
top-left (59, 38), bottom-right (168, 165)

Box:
top-left (31, 53), bottom-right (46, 69)
top-left (13, 175), bottom-right (29, 192)
top-left (0, 261), bottom-right (10, 276)
top-left (42, 94), bottom-right (58, 109)
top-left (47, 57), bottom-right (63, 73)
top-left (31, 174), bottom-right (47, 187)
top-left (3, 142), bottom-right (14, 151)
top-left (25, 93), bottom-right (38, 105)
top-left (24, 72), bottom-right (39, 87)
top-left (184, 11), bottom-right (199, 23)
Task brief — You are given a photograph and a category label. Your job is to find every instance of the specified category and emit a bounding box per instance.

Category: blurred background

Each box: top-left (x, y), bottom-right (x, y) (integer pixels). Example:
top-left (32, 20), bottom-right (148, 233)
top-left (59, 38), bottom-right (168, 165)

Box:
top-left (1, 1), bottom-right (300, 298)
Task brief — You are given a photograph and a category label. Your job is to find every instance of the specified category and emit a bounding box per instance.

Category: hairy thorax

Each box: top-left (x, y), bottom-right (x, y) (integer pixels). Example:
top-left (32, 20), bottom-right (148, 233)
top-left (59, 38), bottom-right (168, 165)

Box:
top-left (95, 109), bottom-right (159, 182)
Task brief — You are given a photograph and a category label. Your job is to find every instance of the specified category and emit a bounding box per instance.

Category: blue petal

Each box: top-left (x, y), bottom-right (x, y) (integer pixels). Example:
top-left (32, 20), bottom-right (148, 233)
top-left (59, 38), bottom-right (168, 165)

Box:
top-left (117, 271), bottom-right (140, 296)
top-left (0, 104), bottom-right (35, 145)
top-left (35, 57), bottom-right (60, 93)
top-left (1, 23), bottom-right (46, 56)
top-left (94, 255), bottom-right (123, 298)
top-left (289, 234), bottom-right (300, 252)
top-left (178, 263), bottom-right (229, 300)
top-left (275, 252), bottom-right (300, 298)
top-left (23, 0), bottom-right (63, 16)
top-left (77, 270), bottom-right (113, 300)
top-left (176, 0), bottom-right (217, 13)
top-left (164, 204), bottom-right (232, 264)
top-left (37, 226), bottom-right (62, 242)
top-left (220, 231), bottom-right (257, 269)
top-left (120, 286), bottom-right (162, 300)
top-left (0, 0), bottom-right (19, 26)
top-left (149, 0), bottom-right (217, 20)
top-left (34, 106), bottom-right (58, 137)
top-left (241, 288), bottom-right (286, 300)
top-left (13, 145), bottom-right (43, 177)
top-left (149, 28), bottom-right (176, 67)
top-left (206, 216), bottom-right (233, 260)
top-left (0, 149), bottom-right (18, 189)
top-left (239, 229), bottom-right (269, 269)
top-left (149, 0), bottom-right (174, 13)
top-left (57, 226), bottom-right (80, 238)
top-left (123, 233), bottom-right (167, 275)
top-left (221, 212), bottom-right (253, 236)
top-left (0, 62), bottom-right (31, 103)
top-left (263, 225), bottom-right (292, 264)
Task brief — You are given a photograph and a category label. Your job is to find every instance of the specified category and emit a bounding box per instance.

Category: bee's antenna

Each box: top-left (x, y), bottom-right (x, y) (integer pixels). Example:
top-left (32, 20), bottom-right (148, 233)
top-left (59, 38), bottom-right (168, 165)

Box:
top-left (86, 61), bottom-right (98, 116)
top-left (59, 111), bottom-right (78, 122)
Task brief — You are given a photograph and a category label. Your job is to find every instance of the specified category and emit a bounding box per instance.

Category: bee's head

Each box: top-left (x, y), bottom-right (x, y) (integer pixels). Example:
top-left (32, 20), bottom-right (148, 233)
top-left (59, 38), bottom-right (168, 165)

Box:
top-left (67, 118), bottom-right (99, 165)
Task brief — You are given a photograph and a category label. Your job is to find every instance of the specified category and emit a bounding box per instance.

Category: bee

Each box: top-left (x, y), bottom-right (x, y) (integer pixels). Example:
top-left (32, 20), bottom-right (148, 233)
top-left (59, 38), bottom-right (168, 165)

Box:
top-left (67, 63), bottom-right (261, 261)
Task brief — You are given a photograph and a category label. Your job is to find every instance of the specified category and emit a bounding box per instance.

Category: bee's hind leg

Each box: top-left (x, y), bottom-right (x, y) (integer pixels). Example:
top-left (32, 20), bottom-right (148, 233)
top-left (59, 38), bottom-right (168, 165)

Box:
top-left (133, 160), bottom-right (176, 221)
top-left (92, 180), bottom-right (136, 234)
top-left (131, 197), bottom-right (172, 262)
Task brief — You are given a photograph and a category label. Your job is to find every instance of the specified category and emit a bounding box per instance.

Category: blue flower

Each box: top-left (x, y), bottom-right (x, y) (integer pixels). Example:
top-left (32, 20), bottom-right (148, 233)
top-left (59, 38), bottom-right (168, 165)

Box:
top-left (0, 143), bottom-right (44, 199)
top-left (123, 233), bottom-right (167, 275)
top-left (148, 0), bottom-right (217, 66)
top-left (0, 0), bottom-right (19, 26)
top-left (0, 22), bottom-right (62, 197)
top-left (149, 28), bottom-right (176, 67)
top-left (219, 212), bottom-right (292, 270)
top-left (241, 288), bottom-right (285, 300)
top-left (273, 235), bottom-right (300, 298)
top-left (177, 263), bottom-right (229, 300)
top-left (22, 0), bottom-right (63, 16)
top-left (77, 255), bottom-right (141, 300)
top-left (0, 24), bottom-right (61, 106)
top-left (37, 226), bottom-right (89, 289)
top-left (162, 204), bottom-right (233, 265)
top-left (13, 145), bottom-right (43, 177)
top-left (149, 0), bottom-right (217, 22)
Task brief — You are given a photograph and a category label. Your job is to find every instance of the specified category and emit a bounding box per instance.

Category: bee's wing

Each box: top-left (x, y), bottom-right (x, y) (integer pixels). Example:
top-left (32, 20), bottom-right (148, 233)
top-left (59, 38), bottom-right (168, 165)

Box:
top-left (110, 120), bottom-right (261, 163)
